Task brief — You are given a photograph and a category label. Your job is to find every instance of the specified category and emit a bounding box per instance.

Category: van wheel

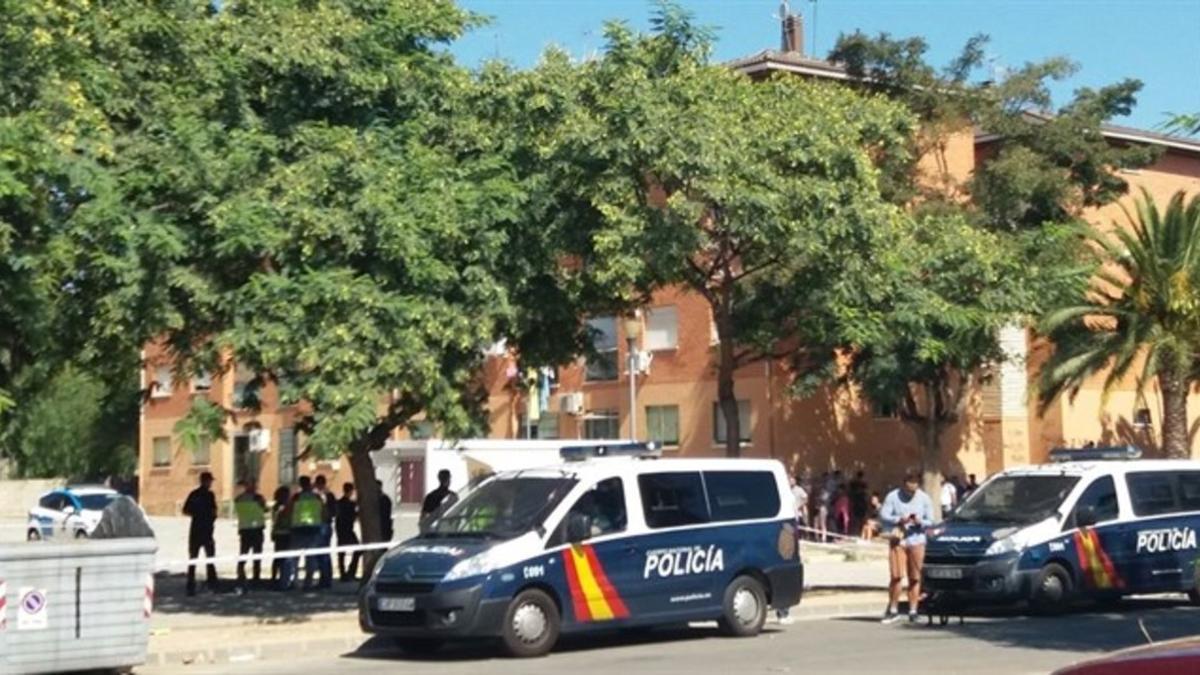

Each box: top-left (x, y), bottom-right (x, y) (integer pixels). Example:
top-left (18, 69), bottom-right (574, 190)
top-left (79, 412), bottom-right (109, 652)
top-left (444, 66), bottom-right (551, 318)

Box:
top-left (718, 575), bottom-right (767, 637)
top-left (27, 529), bottom-right (41, 542)
top-left (501, 588), bottom-right (560, 658)
top-left (1030, 563), bottom-right (1072, 615)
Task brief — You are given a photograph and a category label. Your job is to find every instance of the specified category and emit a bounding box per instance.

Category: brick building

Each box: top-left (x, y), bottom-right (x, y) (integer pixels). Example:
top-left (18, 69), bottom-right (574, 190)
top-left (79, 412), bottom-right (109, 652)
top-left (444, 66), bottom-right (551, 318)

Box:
top-left (137, 23), bottom-right (1200, 516)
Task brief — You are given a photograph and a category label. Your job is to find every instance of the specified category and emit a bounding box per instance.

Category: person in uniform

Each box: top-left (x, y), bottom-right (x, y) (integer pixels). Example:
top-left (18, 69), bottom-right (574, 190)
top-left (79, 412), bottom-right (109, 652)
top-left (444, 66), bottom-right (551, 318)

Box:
top-left (182, 471), bottom-right (219, 596)
top-left (270, 485), bottom-right (293, 588)
top-left (377, 480), bottom-right (394, 541)
top-left (234, 480), bottom-right (268, 589)
top-left (336, 482), bottom-right (361, 581)
top-left (290, 476), bottom-right (328, 590)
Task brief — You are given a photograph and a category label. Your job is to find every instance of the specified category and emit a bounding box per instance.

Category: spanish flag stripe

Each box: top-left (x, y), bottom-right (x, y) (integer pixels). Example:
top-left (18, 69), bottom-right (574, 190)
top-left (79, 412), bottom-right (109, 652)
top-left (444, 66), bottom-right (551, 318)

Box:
top-left (570, 546), bottom-right (615, 620)
top-left (1090, 530), bottom-right (1124, 589)
top-left (561, 548), bottom-right (592, 622)
top-left (583, 545), bottom-right (630, 618)
top-left (1073, 531), bottom-right (1092, 582)
top-left (1083, 530), bottom-right (1108, 587)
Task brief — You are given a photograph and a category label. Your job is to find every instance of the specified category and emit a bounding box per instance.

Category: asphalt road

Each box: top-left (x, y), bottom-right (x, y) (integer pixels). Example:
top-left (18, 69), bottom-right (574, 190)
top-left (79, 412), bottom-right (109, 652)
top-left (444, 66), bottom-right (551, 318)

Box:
top-left (138, 599), bottom-right (1200, 675)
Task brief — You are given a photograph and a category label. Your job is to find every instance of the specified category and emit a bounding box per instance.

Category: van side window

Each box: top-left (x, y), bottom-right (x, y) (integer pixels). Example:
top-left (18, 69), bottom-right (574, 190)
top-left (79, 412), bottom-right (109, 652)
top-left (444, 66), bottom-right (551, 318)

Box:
top-left (1176, 472), bottom-right (1200, 512)
top-left (1067, 476), bottom-right (1119, 529)
top-left (638, 472), bottom-right (709, 529)
top-left (1126, 472), bottom-right (1179, 517)
top-left (548, 478), bottom-right (627, 547)
top-left (703, 471), bottom-right (780, 522)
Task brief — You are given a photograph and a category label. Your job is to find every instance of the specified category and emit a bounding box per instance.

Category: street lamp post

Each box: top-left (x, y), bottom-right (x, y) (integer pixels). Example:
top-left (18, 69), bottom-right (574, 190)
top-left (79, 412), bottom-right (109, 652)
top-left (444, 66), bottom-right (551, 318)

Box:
top-left (623, 312), bottom-right (642, 441)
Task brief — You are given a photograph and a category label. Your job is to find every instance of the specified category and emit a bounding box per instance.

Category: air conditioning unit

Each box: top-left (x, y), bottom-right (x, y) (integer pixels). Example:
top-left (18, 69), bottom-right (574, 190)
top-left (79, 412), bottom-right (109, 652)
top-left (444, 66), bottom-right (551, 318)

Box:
top-left (559, 392), bottom-right (584, 416)
top-left (249, 428), bottom-right (271, 453)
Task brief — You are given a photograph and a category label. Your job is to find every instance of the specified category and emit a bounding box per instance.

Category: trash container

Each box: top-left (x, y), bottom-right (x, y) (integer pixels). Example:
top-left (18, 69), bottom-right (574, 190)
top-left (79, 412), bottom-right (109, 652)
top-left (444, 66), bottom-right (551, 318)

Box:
top-left (0, 539), bottom-right (156, 674)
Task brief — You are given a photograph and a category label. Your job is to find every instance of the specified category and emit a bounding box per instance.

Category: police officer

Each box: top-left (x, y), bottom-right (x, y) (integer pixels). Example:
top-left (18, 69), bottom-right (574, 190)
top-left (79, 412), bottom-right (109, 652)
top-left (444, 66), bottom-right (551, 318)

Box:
top-left (290, 476), bottom-right (328, 590)
top-left (235, 481), bottom-right (268, 589)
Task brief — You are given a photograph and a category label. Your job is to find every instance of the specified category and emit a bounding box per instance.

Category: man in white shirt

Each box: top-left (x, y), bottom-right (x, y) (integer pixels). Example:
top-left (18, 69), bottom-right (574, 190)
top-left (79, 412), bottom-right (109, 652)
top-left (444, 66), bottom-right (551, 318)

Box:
top-left (940, 477), bottom-right (958, 516)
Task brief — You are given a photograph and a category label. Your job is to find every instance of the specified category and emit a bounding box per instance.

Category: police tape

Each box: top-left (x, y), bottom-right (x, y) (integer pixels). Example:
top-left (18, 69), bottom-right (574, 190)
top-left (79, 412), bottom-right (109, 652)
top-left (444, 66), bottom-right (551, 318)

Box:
top-left (154, 540), bottom-right (400, 573)
top-left (794, 525), bottom-right (887, 548)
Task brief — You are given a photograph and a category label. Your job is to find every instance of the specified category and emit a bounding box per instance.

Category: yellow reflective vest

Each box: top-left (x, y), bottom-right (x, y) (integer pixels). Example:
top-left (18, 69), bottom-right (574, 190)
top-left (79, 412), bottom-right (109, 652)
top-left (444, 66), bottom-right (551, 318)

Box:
top-left (235, 493), bottom-right (266, 530)
top-left (292, 491), bottom-right (323, 528)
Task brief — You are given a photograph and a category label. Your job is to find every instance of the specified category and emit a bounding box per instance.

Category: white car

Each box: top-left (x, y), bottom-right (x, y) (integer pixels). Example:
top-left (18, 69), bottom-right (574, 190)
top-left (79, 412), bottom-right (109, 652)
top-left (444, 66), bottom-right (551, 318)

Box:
top-left (26, 486), bottom-right (120, 541)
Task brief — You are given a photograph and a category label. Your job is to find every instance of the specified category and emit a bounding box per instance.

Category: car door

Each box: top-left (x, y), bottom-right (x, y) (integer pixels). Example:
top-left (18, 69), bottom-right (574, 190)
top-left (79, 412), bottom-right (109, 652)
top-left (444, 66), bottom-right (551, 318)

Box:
top-left (1125, 471), bottom-right (1190, 592)
top-left (633, 471), bottom-right (716, 619)
top-left (549, 476), bottom-right (640, 626)
top-left (1064, 476), bottom-right (1127, 594)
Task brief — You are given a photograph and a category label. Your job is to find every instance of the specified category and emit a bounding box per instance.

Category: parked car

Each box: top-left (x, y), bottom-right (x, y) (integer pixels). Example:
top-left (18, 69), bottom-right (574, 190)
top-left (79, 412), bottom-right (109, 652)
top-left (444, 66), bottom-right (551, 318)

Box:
top-left (26, 486), bottom-right (120, 541)
top-left (1053, 636), bottom-right (1200, 674)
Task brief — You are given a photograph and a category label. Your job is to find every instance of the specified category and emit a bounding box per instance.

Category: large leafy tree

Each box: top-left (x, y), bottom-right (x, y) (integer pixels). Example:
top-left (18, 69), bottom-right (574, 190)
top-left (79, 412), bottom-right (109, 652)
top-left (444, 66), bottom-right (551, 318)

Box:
top-left (804, 32), bottom-right (1155, 506)
top-left (1040, 190), bottom-right (1200, 459)
top-left (513, 5), bottom-right (912, 457)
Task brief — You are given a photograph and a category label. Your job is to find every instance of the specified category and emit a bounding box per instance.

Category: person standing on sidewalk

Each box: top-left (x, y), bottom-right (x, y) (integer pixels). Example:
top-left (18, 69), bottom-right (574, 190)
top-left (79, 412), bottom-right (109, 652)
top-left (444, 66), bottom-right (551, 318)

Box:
top-left (377, 480), bottom-right (394, 541)
top-left (270, 485), bottom-right (293, 588)
top-left (182, 471), bottom-right (219, 596)
top-left (879, 471), bottom-right (934, 624)
top-left (234, 481), bottom-right (268, 590)
top-left (313, 475), bottom-right (336, 588)
top-left (290, 476), bottom-right (327, 590)
top-left (336, 482), bottom-right (361, 581)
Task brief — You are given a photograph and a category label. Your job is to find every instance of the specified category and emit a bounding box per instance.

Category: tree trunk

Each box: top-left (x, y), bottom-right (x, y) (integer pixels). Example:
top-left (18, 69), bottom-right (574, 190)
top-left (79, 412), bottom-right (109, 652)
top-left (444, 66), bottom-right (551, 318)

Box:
top-left (1158, 366), bottom-right (1190, 459)
top-left (916, 420), bottom-right (944, 522)
top-left (349, 447), bottom-right (384, 583)
top-left (716, 314), bottom-right (740, 459)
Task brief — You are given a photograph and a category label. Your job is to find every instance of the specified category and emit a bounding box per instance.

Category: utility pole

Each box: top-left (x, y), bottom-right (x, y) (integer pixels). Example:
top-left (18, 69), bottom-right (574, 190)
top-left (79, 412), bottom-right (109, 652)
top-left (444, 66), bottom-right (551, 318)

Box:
top-left (623, 312), bottom-right (642, 441)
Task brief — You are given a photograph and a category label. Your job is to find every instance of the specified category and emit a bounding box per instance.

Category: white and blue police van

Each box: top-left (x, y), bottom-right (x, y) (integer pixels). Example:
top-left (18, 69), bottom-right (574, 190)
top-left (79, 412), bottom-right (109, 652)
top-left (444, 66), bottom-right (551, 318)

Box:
top-left (359, 444), bottom-right (802, 657)
top-left (923, 446), bottom-right (1200, 613)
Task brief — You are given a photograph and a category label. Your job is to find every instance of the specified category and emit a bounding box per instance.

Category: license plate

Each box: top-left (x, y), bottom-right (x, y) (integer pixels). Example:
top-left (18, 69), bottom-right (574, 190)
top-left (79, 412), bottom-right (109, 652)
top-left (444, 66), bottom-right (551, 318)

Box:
top-left (925, 567), bottom-right (965, 580)
top-left (378, 596), bottom-right (416, 612)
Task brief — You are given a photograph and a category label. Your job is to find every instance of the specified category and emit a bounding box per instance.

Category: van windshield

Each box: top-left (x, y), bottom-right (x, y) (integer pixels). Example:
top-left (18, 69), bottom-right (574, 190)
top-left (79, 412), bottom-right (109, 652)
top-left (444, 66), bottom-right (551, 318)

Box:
top-left (427, 476), bottom-right (577, 539)
top-left (952, 475), bottom-right (1080, 526)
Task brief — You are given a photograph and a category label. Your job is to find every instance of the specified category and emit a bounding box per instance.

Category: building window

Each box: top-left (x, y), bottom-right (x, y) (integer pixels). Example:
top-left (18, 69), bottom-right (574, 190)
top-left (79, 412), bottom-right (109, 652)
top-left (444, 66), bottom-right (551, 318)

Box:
top-left (538, 413), bottom-right (560, 440)
top-left (152, 436), bottom-right (172, 467)
top-left (233, 364), bottom-right (256, 409)
top-left (646, 405), bottom-right (680, 446)
top-left (192, 370), bottom-right (212, 393)
top-left (1134, 408), bottom-right (1152, 429)
top-left (644, 306), bottom-right (678, 351)
top-left (584, 316), bottom-right (619, 381)
top-left (712, 400), bottom-right (751, 444)
top-left (190, 436), bottom-right (212, 466)
top-left (278, 427), bottom-right (297, 487)
top-left (584, 410), bottom-right (620, 439)
top-left (152, 366), bottom-right (173, 398)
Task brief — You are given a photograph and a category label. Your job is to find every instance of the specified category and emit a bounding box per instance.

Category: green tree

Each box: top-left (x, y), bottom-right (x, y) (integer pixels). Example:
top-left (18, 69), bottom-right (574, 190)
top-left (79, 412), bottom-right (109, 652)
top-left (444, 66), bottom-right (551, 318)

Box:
top-left (809, 32), bottom-right (1153, 505)
top-left (514, 5), bottom-right (912, 457)
top-left (1039, 190), bottom-right (1200, 459)
top-left (1162, 113), bottom-right (1200, 137)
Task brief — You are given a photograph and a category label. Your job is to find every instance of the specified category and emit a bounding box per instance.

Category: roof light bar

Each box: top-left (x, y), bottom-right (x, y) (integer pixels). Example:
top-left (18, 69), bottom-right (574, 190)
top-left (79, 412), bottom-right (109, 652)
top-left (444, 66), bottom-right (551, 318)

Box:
top-left (1048, 445), bottom-right (1142, 462)
top-left (560, 442), bottom-right (661, 462)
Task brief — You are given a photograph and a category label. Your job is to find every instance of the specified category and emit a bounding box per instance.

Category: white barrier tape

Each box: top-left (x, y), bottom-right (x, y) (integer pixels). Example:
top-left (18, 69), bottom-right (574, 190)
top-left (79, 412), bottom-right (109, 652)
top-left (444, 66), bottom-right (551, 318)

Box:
top-left (0, 579), bottom-right (7, 632)
top-left (154, 539), bottom-right (399, 573)
top-left (144, 573), bottom-right (154, 620)
top-left (795, 525), bottom-right (881, 545)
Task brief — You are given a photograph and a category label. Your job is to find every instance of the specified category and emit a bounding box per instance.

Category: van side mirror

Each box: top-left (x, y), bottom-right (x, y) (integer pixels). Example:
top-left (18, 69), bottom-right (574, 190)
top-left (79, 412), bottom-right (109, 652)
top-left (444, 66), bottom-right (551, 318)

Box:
top-left (1075, 506), bottom-right (1098, 529)
top-left (63, 505), bottom-right (77, 516)
top-left (566, 512), bottom-right (592, 543)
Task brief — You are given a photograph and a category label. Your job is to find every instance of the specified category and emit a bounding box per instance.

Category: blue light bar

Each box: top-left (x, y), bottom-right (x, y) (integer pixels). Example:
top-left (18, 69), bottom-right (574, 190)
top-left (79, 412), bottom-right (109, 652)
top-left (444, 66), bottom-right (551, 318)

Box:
top-left (560, 442), bottom-right (661, 462)
top-left (1048, 445), bottom-right (1142, 462)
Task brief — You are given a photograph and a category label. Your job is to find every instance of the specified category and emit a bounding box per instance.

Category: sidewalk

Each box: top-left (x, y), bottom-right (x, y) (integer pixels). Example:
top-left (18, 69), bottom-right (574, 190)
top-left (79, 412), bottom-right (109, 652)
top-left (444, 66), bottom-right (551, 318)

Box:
top-left (144, 553), bottom-right (889, 668)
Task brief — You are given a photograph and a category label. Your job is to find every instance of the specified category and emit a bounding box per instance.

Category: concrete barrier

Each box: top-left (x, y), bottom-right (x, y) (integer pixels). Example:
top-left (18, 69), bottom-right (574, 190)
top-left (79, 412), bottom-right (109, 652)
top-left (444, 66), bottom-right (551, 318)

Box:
top-left (0, 538), bottom-right (156, 675)
top-left (0, 480), bottom-right (64, 520)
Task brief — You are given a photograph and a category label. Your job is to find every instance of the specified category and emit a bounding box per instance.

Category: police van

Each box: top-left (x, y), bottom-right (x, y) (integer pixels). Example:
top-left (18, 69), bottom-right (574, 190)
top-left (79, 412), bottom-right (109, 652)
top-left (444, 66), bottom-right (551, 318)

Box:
top-left (359, 444), bottom-right (802, 657)
top-left (923, 446), bottom-right (1200, 613)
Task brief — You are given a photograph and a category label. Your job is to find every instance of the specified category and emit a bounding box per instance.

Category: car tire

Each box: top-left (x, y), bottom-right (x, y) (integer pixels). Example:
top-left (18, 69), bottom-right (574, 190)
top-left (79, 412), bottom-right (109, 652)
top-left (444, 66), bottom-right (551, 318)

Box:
top-left (392, 637), bottom-right (444, 655)
top-left (74, 529), bottom-right (88, 539)
top-left (500, 588), bottom-right (560, 658)
top-left (27, 529), bottom-right (41, 542)
top-left (718, 575), bottom-right (767, 637)
top-left (1030, 563), bottom-right (1073, 615)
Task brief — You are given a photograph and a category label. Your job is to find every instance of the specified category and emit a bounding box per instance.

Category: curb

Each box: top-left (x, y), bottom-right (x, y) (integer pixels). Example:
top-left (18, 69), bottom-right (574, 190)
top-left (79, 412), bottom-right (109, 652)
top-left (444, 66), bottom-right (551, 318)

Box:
top-left (142, 598), bottom-right (886, 668)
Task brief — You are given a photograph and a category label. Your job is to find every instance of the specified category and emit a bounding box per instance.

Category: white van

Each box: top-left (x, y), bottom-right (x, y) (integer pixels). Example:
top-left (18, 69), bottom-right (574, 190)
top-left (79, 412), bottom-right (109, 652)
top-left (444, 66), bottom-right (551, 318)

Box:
top-left (924, 446), bottom-right (1200, 612)
top-left (360, 444), bottom-right (803, 657)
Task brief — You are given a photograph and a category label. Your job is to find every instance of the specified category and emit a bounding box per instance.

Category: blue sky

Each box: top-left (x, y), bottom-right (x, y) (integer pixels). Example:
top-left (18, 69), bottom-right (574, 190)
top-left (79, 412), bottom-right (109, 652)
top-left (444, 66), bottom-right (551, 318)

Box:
top-left (451, 0), bottom-right (1200, 132)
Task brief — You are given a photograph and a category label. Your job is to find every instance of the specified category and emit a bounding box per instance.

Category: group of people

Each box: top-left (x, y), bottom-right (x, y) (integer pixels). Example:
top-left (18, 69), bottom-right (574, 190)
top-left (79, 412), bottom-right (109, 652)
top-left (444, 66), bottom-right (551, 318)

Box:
top-left (182, 471), bottom-right (395, 596)
top-left (789, 469), bottom-right (879, 542)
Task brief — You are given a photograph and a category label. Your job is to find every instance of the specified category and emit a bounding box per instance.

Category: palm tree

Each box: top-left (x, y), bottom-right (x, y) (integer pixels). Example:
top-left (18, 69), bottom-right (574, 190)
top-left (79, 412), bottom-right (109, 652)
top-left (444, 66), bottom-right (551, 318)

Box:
top-left (1039, 189), bottom-right (1200, 458)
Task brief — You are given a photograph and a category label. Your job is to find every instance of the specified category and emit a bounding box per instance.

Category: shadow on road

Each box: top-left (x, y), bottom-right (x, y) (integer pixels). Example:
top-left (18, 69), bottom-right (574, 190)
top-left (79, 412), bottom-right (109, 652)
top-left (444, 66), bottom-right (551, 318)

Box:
top-left (152, 571), bottom-right (362, 622)
top-left (837, 596), bottom-right (1200, 654)
top-left (343, 624), bottom-right (785, 662)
